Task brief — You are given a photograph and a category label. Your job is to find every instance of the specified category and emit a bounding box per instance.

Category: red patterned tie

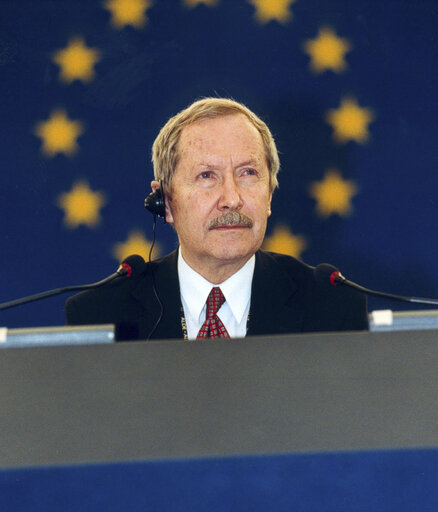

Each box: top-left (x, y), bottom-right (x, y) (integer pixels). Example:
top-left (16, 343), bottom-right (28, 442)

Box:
top-left (197, 287), bottom-right (230, 339)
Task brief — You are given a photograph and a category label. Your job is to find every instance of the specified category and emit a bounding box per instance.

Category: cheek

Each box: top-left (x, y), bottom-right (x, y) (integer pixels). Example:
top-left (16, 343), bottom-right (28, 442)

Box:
top-left (191, 194), bottom-right (218, 218)
top-left (172, 196), bottom-right (214, 229)
top-left (247, 193), bottom-right (272, 217)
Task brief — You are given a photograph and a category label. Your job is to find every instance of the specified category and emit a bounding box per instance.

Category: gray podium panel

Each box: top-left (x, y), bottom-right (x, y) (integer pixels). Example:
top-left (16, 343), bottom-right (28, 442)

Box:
top-left (0, 329), bottom-right (438, 468)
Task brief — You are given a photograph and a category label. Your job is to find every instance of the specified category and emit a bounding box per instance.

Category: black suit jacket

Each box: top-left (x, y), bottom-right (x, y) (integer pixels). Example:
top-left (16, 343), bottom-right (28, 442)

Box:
top-left (65, 250), bottom-right (368, 340)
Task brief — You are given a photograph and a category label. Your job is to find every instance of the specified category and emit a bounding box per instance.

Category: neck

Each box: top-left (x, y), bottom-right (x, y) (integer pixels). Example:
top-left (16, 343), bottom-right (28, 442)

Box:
top-left (181, 251), bottom-right (252, 284)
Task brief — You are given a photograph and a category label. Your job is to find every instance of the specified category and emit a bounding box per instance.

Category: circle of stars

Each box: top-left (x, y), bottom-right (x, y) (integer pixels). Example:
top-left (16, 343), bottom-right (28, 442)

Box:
top-left (32, 1), bottom-right (377, 262)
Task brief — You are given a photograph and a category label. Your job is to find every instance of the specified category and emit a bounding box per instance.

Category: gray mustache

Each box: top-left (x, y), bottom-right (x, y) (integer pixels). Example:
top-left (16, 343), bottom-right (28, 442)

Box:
top-left (208, 211), bottom-right (253, 229)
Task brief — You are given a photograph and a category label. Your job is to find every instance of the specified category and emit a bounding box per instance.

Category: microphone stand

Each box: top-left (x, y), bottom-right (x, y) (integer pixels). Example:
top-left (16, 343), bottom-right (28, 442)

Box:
top-left (0, 268), bottom-right (128, 312)
top-left (333, 272), bottom-right (438, 306)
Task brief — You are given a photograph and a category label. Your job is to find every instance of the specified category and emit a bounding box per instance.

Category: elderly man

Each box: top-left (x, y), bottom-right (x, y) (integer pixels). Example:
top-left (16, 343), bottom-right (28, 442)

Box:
top-left (66, 98), bottom-right (368, 340)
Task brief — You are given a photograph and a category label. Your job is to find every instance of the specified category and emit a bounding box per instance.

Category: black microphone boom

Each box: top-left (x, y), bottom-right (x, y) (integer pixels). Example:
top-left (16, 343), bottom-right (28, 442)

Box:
top-left (0, 254), bottom-right (146, 312)
top-left (315, 263), bottom-right (438, 306)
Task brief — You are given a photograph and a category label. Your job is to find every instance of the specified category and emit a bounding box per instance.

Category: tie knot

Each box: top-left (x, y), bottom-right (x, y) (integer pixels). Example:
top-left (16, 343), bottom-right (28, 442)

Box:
top-left (205, 287), bottom-right (225, 318)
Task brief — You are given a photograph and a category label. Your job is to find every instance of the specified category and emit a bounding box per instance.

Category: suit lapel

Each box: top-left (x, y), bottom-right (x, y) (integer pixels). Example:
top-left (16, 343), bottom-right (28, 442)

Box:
top-left (247, 251), bottom-right (306, 336)
top-left (127, 249), bottom-right (308, 340)
top-left (130, 250), bottom-right (184, 340)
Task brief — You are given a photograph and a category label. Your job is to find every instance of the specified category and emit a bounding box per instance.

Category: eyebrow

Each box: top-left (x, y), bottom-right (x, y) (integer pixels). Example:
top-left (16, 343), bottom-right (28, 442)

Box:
top-left (197, 159), bottom-right (261, 169)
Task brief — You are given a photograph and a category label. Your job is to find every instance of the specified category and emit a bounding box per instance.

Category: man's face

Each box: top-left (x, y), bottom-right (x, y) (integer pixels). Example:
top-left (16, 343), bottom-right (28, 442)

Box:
top-left (166, 114), bottom-right (272, 275)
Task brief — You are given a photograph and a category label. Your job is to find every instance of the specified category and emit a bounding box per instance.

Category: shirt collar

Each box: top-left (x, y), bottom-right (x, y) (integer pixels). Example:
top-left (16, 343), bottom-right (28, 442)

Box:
top-left (178, 249), bottom-right (255, 324)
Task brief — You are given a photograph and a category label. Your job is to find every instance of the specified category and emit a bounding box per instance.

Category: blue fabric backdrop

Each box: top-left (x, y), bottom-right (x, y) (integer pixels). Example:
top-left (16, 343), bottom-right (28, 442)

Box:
top-left (1, 0), bottom-right (437, 328)
top-left (2, 449), bottom-right (438, 511)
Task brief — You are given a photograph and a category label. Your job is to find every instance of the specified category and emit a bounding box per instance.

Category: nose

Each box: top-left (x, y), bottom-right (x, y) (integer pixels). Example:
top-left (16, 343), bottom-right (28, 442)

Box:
top-left (218, 176), bottom-right (243, 211)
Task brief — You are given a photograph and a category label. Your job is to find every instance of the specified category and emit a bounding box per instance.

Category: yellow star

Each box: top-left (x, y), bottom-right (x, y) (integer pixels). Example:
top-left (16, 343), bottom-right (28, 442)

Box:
top-left (304, 27), bottom-right (351, 73)
top-left (113, 230), bottom-right (161, 262)
top-left (248, 0), bottom-right (295, 24)
top-left (104, 0), bottom-right (153, 29)
top-left (263, 224), bottom-right (307, 259)
top-left (57, 181), bottom-right (106, 228)
top-left (53, 37), bottom-right (100, 83)
top-left (183, 0), bottom-right (218, 6)
top-left (326, 97), bottom-right (374, 144)
top-left (309, 169), bottom-right (358, 217)
top-left (35, 109), bottom-right (84, 157)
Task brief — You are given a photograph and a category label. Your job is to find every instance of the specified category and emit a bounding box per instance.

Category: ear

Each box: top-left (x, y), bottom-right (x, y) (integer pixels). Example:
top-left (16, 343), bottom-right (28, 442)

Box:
top-left (267, 193), bottom-right (272, 217)
top-left (150, 180), bottom-right (160, 193)
top-left (150, 180), bottom-right (174, 223)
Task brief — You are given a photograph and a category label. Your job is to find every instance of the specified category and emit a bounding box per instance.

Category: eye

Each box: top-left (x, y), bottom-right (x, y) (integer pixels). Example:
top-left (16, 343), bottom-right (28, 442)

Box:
top-left (242, 168), bottom-right (257, 176)
top-left (196, 170), bottom-right (217, 187)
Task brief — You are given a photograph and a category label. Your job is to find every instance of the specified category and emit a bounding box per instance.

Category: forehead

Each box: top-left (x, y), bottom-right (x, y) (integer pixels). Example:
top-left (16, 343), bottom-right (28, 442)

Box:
top-left (177, 114), bottom-right (265, 163)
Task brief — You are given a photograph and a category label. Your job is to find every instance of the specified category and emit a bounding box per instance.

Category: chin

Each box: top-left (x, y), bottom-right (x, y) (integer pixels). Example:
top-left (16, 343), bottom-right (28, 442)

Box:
top-left (210, 243), bottom-right (258, 263)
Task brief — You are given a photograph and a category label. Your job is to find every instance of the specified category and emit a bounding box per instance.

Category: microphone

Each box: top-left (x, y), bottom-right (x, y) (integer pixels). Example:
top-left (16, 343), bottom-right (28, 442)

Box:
top-left (315, 263), bottom-right (438, 306)
top-left (0, 254), bottom-right (146, 312)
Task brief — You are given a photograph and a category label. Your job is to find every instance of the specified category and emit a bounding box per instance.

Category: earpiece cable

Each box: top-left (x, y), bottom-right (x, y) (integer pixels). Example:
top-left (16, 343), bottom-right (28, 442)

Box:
top-left (146, 214), bottom-right (164, 340)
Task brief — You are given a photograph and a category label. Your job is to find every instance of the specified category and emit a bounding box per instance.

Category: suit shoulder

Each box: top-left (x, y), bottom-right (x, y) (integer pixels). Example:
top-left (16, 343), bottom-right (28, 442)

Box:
top-left (257, 249), bottom-right (311, 266)
top-left (65, 268), bottom-right (145, 323)
top-left (255, 250), bottom-right (368, 330)
top-left (256, 250), bottom-right (314, 280)
top-left (65, 250), bottom-right (178, 325)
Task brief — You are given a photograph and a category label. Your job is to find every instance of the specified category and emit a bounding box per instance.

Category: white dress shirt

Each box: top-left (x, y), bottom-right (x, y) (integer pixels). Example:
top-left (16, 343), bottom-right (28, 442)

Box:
top-left (178, 249), bottom-right (255, 339)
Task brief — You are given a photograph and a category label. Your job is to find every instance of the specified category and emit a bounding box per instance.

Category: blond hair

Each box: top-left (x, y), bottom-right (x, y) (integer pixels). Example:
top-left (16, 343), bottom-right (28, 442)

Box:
top-left (152, 98), bottom-right (280, 193)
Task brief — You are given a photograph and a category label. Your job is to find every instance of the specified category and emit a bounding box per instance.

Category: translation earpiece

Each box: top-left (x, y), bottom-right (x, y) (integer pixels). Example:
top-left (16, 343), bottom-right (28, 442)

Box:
top-left (144, 181), bottom-right (166, 222)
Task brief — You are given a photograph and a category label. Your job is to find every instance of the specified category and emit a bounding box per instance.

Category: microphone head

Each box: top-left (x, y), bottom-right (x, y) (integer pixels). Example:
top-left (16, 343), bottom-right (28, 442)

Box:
top-left (314, 263), bottom-right (344, 288)
top-left (117, 254), bottom-right (147, 278)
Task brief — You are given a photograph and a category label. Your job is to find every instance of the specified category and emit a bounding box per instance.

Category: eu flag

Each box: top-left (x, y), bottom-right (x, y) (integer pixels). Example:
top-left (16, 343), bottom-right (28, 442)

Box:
top-left (1, 0), bottom-right (437, 328)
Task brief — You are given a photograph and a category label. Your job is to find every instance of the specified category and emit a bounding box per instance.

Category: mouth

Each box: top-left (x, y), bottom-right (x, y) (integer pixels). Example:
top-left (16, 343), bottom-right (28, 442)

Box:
top-left (208, 211), bottom-right (253, 230)
top-left (212, 225), bottom-right (249, 230)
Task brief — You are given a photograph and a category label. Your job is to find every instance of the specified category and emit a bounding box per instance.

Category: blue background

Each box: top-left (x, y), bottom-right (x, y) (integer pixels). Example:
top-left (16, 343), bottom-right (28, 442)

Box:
top-left (2, 449), bottom-right (438, 511)
top-left (1, 0), bottom-right (437, 328)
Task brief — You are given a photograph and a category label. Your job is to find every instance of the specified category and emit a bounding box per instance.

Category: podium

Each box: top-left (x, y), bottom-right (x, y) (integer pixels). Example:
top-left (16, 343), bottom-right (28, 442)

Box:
top-left (1, 329), bottom-right (438, 510)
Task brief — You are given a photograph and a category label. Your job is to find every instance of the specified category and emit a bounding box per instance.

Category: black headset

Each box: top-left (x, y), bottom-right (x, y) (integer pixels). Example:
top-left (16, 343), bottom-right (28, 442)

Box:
top-left (144, 180), bottom-right (166, 222)
top-left (143, 180), bottom-right (166, 340)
